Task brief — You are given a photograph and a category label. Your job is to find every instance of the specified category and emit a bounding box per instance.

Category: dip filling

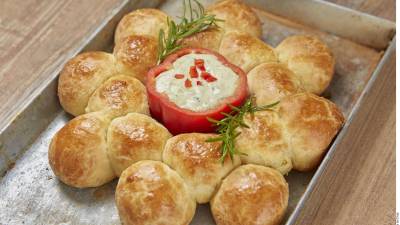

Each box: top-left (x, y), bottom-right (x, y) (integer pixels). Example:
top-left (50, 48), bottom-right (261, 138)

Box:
top-left (155, 53), bottom-right (239, 112)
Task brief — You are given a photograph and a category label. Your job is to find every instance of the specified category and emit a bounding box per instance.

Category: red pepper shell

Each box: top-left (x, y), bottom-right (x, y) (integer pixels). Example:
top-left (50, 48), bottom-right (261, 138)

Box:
top-left (146, 48), bottom-right (248, 134)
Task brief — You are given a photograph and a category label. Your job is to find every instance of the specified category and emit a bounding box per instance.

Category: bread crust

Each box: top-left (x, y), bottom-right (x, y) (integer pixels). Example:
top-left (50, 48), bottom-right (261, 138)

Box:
top-left (163, 133), bottom-right (241, 203)
top-left (235, 111), bottom-right (293, 175)
top-left (219, 31), bottom-right (277, 72)
top-left (85, 75), bottom-right (149, 118)
top-left (48, 112), bottom-right (115, 188)
top-left (278, 93), bottom-right (345, 171)
top-left (58, 51), bottom-right (117, 116)
top-left (180, 27), bottom-right (224, 52)
top-left (116, 160), bottom-right (196, 225)
top-left (211, 164), bottom-right (289, 225)
top-left (207, 0), bottom-right (262, 38)
top-left (248, 62), bottom-right (303, 105)
top-left (114, 35), bottom-right (158, 83)
top-left (107, 113), bottom-right (172, 176)
top-left (276, 35), bottom-right (335, 95)
top-left (114, 8), bottom-right (169, 44)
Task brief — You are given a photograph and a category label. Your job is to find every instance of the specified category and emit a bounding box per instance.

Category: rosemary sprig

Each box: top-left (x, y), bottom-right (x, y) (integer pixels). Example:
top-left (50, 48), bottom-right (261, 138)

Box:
top-left (206, 97), bottom-right (279, 163)
top-left (157, 0), bottom-right (222, 63)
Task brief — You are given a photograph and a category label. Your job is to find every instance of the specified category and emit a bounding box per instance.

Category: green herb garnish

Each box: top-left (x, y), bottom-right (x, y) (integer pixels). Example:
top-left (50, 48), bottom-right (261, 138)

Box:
top-left (206, 97), bottom-right (279, 163)
top-left (157, 0), bottom-right (222, 63)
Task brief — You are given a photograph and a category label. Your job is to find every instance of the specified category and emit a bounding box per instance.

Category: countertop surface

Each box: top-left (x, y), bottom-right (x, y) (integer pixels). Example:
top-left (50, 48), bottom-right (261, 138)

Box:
top-left (0, 0), bottom-right (395, 224)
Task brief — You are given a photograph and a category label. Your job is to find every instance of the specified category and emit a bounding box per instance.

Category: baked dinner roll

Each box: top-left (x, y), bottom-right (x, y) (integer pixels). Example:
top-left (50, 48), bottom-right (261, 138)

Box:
top-left (207, 0), bottom-right (262, 38)
top-left (163, 133), bottom-right (241, 203)
top-left (248, 62), bottom-right (303, 105)
top-left (279, 93), bottom-right (344, 171)
top-left (219, 31), bottom-right (278, 73)
top-left (114, 8), bottom-right (169, 44)
top-left (235, 111), bottom-right (292, 174)
top-left (48, 112), bottom-right (115, 188)
top-left (179, 27), bottom-right (224, 52)
top-left (275, 35), bottom-right (335, 95)
top-left (211, 164), bottom-right (289, 225)
top-left (107, 113), bottom-right (172, 176)
top-left (116, 160), bottom-right (196, 225)
top-left (58, 51), bottom-right (117, 116)
top-left (113, 35), bottom-right (158, 83)
top-left (85, 75), bottom-right (149, 118)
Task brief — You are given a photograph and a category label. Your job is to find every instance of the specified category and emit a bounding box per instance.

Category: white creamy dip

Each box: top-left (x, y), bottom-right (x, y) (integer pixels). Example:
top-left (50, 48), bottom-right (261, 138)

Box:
top-left (155, 53), bottom-right (239, 112)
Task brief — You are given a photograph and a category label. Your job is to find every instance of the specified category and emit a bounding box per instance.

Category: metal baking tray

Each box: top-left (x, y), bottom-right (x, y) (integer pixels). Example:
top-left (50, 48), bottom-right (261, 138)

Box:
top-left (0, 0), bottom-right (395, 224)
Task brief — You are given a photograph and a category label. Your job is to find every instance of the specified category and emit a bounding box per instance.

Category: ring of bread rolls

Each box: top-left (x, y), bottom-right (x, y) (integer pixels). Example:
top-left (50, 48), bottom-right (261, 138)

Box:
top-left (50, 1), bottom-right (344, 225)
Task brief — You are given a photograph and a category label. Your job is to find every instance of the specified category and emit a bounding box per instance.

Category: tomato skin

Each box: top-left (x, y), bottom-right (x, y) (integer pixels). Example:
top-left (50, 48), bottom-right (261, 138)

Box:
top-left (146, 48), bottom-right (248, 135)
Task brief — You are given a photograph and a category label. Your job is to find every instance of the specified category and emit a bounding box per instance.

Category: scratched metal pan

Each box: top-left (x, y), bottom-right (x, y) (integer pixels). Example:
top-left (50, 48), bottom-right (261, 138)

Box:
top-left (0, 0), bottom-right (395, 224)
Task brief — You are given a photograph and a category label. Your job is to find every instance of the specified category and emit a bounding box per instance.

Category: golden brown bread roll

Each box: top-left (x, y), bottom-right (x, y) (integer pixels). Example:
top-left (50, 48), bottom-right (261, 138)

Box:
top-left (162, 133), bottom-right (240, 203)
top-left (211, 164), bottom-right (289, 225)
top-left (116, 160), bottom-right (196, 225)
top-left (179, 27), bottom-right (224, 52)
top-left (58, 51), bottom-right (117, 116)
top-left (278, 93), bottom-right (344, 171)
top-left (247, 62), bottom-right (303, 105)
top-left (275, 35), bottom-right (335, 95)
top-left (235, 93), bottom-right (344, 173)
top-left (235, 111), bottom-right (293, 175)
top-left (113, 35), bottom-right (158, 83)
top-left (48, 112), bottom-right (115, 188)
top-left (207, 0), bottom-right (262, 38)
top-left (107, 113), bottom-right (172, 176)
top-left (219, 31), bottom-right (278, 73)
top-left (114, 8), bottom-right (169, 44)
top-left (85, 75), bottom-right (149, 118)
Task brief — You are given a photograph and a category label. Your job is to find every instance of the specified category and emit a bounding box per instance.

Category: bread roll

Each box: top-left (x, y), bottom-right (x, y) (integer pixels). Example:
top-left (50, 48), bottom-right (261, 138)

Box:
top-left (116, 160), bottom-right (196, 225)
top-left (278, 93), bottom-right (344, 171)
top-left (275, 35), bottom-right (335, 94)
top-left (107, 113), bottom-right (172, 176)
top-left (48, 112), bottom-right (115, 188)
top-left (219, 31), bottom-right (277, 72)
top-left (85, 75), bottom-right (149, 118)
top-left (211, 164), bottom-right (289, 225)
top-left (248, 62), bottom-right (303, 105)
top-left (179, 27), bottom-right (224, 52)
top-left (163, 133), bottom-right (240, 203)
top-left (207, 0), bottom-right (262, 38)
top-left (114, 8), bottom-right (169, 44)
top-left (58, 51), bottom-right (117, 116)
top-left (113, 35), bottom-right (158, 83)
top-left (235, 111), bottom-right (292, 174)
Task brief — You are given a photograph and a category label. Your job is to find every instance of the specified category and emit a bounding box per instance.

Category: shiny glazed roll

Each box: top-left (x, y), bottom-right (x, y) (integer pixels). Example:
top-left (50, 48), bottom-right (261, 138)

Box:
top-left (113, 35), bottom-right (158, 83)
top-left (211, 164), bottom-right (289, 225)
top-left (162, 133), bottom-right (241, 203)
top-left (278, 93), bottom-right (345, 171)
top-left (179, 27), bottom-right (224, 52)
top-left (107, 113), bottom-right (171, 176)
top-left (247, 62), bottom-right (303, 105)
top-left (235, 93), bottom-right (344, 173)
top-left (48, 112), bottom-right (115, 188)
top-left (275, 35), bottom-right (335, 95)
top-left (85, 75), bottom-right (149, 118)
top-left (207, 0), bottom-right (262, 38)
top-left (58, 51), bottom-right (117, 116)
top-left (116, 160), bottom-right (196, 225)
top-left (219, 31), bottom-right (278, 73)
top-left (114, 8), bottom-right (169, 44)
top-left (235, 111), bottom-right (293, 175)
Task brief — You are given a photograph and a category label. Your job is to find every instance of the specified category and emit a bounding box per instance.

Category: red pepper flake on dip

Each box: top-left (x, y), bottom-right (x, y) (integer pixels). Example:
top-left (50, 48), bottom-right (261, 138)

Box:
top-left (147, 48), bottom-right (248, 134)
